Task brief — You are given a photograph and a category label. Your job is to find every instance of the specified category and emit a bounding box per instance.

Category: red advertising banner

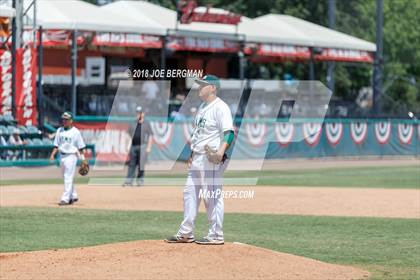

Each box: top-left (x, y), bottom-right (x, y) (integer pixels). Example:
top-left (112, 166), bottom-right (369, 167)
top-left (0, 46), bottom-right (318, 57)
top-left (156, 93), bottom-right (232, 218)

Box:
top-left (245, 43), bottom-right (374, 63)
top-left (315, 48), bottom-right (374, 63)
top-left (0, 49), bottom-right (13, 115)
top-left (17, 29), bottom-right (69, 47)
top-left (92, 33), bottom-right (162, 48)
top-left (178, 1), bottom-right (241, 25)
top-left (20, 30), bottom-right (159, 48)
top-left (245, 43), bottom-right (310, 59)
top-left (29, 29), bottom-right (85, 47)
top-left (15, 48), bottom-right (38, 126)
top-left (167, 36), bottom-right (240, 53)
top-left (38, 30), bottom-right (72, 47)
top-left (191, 11), bottom-right (241, 25)
top-left (75, 122), bottom-right (131, 162)
top-left (2, 29), bottom-right (86, 47)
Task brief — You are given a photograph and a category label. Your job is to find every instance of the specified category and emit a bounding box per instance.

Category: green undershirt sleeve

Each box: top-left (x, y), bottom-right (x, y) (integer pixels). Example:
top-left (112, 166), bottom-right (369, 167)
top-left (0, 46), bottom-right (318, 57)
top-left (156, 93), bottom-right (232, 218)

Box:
top-left (223, 130), bottom-right (234, 145)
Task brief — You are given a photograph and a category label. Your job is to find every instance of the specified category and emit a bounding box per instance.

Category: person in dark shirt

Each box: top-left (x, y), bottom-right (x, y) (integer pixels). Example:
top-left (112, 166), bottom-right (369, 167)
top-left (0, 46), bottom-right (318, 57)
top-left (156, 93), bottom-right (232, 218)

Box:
top-left (123, 106), bottom-right (153, 186)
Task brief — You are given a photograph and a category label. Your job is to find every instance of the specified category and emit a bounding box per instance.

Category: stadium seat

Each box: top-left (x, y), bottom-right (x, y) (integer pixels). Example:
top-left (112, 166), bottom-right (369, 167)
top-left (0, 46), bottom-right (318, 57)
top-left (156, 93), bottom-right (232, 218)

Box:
top-left (25, 138), bottom-right (33, 145)
top-left (0, 125), bottom-right (7, 135)
top-left (18, 125), bottom-right (28, 134)
top-left (31, 138), bottom-right (43, 146)
top-left (26, 125), bottom-right (41, 135)
top-left (7, 126), bottom-right (18, 135)
top-left (3, 114), bottom-right (15, 124)
top-left (42, 138), bottom-right (53, 145)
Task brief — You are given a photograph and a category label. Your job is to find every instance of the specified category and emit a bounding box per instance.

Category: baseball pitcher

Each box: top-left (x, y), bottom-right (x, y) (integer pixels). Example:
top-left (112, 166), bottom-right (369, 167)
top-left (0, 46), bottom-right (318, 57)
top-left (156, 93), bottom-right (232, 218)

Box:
top-left (166, 75), bottom-right (235, 245)
top-left (49, 112), bottom-right (87, 206)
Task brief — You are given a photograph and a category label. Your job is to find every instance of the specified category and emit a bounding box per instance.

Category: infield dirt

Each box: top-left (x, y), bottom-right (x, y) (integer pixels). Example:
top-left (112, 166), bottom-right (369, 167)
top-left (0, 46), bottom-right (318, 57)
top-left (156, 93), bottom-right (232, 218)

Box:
top-left (0, 240), bottom-right (370, 280)
top-left (1, 184), bottom-right (419, 218)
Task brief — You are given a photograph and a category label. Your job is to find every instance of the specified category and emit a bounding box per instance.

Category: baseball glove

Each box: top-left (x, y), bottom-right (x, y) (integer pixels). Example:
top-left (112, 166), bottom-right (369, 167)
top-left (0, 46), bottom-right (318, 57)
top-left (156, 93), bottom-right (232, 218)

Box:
top-left (78, 160), bottom-right (89, 176)
top-left (204, 145), bottom-right (227, 164)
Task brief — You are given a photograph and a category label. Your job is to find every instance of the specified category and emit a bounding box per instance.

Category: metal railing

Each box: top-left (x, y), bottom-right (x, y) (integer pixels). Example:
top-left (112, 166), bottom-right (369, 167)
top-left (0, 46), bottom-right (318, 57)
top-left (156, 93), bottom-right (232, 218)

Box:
top-left (0, 144), bottom-right (96, 167)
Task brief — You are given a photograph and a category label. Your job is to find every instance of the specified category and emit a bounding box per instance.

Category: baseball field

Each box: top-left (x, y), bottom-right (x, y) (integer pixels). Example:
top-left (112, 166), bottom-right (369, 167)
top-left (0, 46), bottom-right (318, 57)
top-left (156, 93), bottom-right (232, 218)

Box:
top-left (0, 158), bottom-right (419, 280)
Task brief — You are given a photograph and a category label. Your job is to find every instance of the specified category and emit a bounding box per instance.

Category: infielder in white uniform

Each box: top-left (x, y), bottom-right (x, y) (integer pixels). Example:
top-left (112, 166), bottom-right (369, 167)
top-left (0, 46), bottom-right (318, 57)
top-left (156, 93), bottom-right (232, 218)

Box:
top-left (166, 75), bottom-right (235, 245)
top-left (49, 112), bottom-right (86, 206)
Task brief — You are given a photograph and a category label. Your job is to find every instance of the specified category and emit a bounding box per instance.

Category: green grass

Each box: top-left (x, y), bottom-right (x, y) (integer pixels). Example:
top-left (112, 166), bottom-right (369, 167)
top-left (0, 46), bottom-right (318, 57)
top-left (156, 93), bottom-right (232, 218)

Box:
top-left (0, 177), bottom-right (91, 186)
top-left (0, 207), bottom-right (419, 280)
top-left (1, 165), bottom-right (419, 188)
top-left (244, 165), bottom-right (420, 188)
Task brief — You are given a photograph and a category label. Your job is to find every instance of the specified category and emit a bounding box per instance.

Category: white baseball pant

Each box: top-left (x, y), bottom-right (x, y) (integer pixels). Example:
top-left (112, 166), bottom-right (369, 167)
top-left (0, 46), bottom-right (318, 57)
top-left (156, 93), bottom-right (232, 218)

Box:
top-left (60, 153), bottom-right (78, 203)
top-left (177, 153), bottom-right (227, 241)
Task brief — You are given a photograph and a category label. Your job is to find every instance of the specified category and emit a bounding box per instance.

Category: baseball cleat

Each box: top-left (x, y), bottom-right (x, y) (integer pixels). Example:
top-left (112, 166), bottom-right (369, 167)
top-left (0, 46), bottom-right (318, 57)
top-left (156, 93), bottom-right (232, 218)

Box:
top-left (58, 200), bottom-right (71, 206)
top-left (122, 183), bottom-right (133, 187)
top-left (164, 235), bottom-right (195, 243)
top-left (195, 237), bottom-right (224, 245)
top-left (70, 198), bottom-right (78, 204)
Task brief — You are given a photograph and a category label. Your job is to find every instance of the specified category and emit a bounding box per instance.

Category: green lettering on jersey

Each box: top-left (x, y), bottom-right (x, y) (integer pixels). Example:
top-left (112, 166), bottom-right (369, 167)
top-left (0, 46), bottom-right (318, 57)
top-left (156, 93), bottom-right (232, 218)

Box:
top-left (197, 117), bottom-right (206, 128)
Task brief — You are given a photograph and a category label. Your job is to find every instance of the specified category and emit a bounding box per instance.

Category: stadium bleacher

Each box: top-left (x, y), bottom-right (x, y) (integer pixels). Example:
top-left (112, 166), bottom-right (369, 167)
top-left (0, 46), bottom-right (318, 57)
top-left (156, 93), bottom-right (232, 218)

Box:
top-left (0, 114), bottom-right (54, 161)
top-left (0, 114), bottom-right (95, 166)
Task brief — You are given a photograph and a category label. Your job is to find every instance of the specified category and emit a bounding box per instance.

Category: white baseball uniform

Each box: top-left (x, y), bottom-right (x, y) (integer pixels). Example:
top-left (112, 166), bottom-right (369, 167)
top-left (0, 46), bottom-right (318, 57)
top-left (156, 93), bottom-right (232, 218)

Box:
top-left (53, 126), bottom-right (86, 203)
top-left (177, 97), bottom-right (234, 241)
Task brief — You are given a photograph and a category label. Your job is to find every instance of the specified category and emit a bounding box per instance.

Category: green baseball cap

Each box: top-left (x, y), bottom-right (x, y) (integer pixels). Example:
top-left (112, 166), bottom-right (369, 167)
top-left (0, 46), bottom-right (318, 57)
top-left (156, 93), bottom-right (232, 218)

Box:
top-left (195, 75), bottom-right (220, 90)
top-left (61, 111), bottom-right (73, 120)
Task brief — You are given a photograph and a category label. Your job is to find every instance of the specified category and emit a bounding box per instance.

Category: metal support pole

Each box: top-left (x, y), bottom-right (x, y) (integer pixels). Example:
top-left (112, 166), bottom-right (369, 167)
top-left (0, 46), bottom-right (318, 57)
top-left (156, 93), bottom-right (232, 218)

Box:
top-left (11, 0), bottom-right (23, 118)
top-left (373, 0), bottom-right (383, 116)
top-left (14, 0), bottom-right (22, 47)
top-left (327, 0), bottom-right (336, 92)
top-left (11, 11), bottom-right (17, 118)
top-left (309, 48), bottom-right (315, 81)
top-left (33, 0), bottom-right (37, 46)
top-left (239, 51), bottom-right (245, 80)
top-left (160, 35), bottom-right (167, 102)
top-left (308, 48), bottom-right (316, 98)
top-left (160, 35), bottom-right (166, 71)
top-left (71, 30), bottom-right (77, 116)
top-left (37, 26), bottom-right (44, 127)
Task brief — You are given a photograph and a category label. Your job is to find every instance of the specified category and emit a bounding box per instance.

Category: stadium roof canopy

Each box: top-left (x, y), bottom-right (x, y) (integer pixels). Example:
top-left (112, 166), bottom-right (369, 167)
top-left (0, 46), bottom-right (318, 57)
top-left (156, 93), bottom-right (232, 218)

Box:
top-left (100, 0), bottom-right (246, 40)
top-left (24, 0), bottom-right (166, 35)
top-left (23, 0), bottom-right (375, 52)
top-left (253, 14), bottom-right (376, 51)
top-left (100, 0), bottom-right (375, 52)
top-left (0, 5), bottom-right (16, 17)
top-left (100, 1), bottom-right (304, 43)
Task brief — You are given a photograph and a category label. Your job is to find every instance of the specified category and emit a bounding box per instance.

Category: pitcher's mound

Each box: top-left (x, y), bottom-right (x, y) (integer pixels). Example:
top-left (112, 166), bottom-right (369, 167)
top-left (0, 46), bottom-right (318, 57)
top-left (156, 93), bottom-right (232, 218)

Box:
top-left (0, 240), bottom-right (369, 280)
